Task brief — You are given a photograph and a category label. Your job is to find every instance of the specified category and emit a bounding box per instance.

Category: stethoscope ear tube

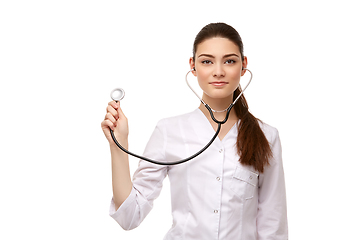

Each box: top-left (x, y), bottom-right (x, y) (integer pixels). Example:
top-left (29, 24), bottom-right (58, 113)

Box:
top-left (185, 68), bottom-right (252, 113)
top-left (232, 68), bottom-right (252, 108)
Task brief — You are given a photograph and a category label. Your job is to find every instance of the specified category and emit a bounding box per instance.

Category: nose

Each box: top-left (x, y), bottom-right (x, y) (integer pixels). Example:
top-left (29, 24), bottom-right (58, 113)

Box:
top-left (213, 64), bottom-right (225, 78)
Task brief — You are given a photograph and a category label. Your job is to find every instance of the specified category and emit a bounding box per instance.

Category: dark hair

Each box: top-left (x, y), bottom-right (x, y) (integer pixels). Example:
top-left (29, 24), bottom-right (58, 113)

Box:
top-left (193, 23), bottom-right (272, 173)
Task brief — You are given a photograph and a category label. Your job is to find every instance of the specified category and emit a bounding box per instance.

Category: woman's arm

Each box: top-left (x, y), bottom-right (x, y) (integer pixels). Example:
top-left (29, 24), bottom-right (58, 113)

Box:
top-left (110, 142), bottom-right (132, 210)
top-left (257, 128), bottom-right (288, 239)
top-left (109, 119), bottom-right (168, 230)
top-left (101, 101), bottom-right (132, 210)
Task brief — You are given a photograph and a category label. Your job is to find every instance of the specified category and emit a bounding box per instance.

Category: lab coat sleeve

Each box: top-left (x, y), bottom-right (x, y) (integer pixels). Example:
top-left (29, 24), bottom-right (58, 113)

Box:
top-left (257, 128), bottom-right (288, 240)
top-left (109, 119), bottom-right (168, 230)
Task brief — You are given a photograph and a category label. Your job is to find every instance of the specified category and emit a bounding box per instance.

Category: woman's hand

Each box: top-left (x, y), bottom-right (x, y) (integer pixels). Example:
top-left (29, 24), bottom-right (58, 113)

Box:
top-left (101, 101), bottom-right (129, 145)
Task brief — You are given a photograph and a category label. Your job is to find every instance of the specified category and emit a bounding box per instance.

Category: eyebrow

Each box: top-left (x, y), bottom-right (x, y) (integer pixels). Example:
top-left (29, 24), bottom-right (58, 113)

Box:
top-left (197, 53), bottom-right (240, 59)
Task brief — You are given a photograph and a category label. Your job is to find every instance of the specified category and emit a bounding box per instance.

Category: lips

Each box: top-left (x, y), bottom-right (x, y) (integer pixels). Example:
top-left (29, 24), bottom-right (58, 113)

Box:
top-left (210, 81), bottom-right (228, 87)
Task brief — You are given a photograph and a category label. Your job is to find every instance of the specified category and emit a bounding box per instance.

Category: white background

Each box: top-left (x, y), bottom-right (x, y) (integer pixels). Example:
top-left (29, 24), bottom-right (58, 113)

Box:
top-left (1, 0), bottom-right (359, 239)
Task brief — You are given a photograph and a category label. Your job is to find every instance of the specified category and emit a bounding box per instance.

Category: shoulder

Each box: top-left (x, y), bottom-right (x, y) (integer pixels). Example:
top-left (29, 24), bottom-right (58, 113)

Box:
top-left (258, 120), bottom-right (280, 145)
top-left (258, 121), bottom-right (283, 168)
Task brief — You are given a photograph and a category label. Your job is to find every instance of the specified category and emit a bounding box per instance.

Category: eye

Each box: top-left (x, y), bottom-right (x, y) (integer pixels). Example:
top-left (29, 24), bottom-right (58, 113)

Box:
top-left (201, 60), bottom-right (212, 64)
top-left (225, 59), bottom-right (236, 64)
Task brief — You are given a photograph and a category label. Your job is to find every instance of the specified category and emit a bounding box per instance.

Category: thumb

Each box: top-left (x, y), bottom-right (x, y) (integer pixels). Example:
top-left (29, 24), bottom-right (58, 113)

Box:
top-left (116, 101), bottom-right (127, 120)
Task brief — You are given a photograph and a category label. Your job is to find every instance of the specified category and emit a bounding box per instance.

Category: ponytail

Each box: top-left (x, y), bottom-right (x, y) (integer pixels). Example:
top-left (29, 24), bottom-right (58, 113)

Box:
top-left (233, 88), bottom-right (272, 173)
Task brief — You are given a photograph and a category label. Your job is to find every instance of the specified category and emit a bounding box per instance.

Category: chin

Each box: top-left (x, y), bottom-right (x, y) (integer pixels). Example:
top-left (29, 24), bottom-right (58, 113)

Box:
top-left (204, 91), bottom-right (234, 100)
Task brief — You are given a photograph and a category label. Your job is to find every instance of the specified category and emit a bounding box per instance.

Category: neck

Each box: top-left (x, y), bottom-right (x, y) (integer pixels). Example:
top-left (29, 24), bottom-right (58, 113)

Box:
top-left (199, 94), bottom-right (237, 122)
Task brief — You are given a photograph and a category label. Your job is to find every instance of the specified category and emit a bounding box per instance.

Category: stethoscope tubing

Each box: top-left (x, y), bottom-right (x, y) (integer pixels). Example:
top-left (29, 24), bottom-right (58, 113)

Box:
top-left (110, 122), bottom-right (222, 166)
top-left (109, 103), bottom-right (233, 165)
top-left (109, 68), bottom-right (252, 165)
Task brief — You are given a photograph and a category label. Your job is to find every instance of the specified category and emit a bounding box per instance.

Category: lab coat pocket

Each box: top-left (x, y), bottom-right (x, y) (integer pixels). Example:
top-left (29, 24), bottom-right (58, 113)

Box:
top-left (230, 167), bottom-right (258, 200)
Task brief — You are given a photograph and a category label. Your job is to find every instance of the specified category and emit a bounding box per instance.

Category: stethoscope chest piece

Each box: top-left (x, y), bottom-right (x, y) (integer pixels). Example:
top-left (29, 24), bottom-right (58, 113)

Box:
top-left (110, 88), bottom-right (125, 101)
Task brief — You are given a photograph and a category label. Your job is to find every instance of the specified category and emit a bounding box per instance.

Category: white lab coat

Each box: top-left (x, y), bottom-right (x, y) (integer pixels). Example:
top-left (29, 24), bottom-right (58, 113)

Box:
top-left (110, 109), bottom-right (288, 240)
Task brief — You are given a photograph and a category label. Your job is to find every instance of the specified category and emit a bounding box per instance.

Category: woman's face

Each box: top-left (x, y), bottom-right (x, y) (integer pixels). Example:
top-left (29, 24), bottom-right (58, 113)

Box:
top-left (190, 37), bottom-right (247, 101)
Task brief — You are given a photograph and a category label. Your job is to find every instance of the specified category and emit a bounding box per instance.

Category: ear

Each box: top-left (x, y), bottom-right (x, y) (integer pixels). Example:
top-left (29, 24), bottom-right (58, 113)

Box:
top-left (241, 56), bottom-right (248, 76)
top-left (189, 57), bottom-right (197, 76)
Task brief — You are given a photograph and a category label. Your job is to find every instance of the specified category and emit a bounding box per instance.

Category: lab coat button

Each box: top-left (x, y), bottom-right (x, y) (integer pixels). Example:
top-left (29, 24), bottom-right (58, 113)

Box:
top-left (214, 210), bottom-right (218, 213)
top-left (216, 177), bottom-right (221, 181)
top-left (219, 149), bottom-right (223, 153)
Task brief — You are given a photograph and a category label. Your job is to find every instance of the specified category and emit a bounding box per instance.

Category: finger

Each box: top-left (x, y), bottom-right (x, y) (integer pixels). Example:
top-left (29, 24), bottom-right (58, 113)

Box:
top-left (102, 119), bottom-right (115, 131)
top-left (110, 100), bottom-right (126, 119)
top-left (105, 112), bottom-right (117, 127)
top-left (106, 105), bottom-right (119, 120)
top-left (108, 101), bottom-right (119, 110)
top-left (117, 104), bottom-right (127, 120)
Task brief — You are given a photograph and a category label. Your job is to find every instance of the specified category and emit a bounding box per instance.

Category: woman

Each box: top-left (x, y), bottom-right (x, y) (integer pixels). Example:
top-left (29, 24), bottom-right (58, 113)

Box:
top-left (101, 22), bottom-right (288, 239)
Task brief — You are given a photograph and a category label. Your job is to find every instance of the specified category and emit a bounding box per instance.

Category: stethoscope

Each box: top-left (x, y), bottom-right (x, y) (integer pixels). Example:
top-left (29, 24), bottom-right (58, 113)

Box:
top-left (109, 68), bottom-right (252, 165)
